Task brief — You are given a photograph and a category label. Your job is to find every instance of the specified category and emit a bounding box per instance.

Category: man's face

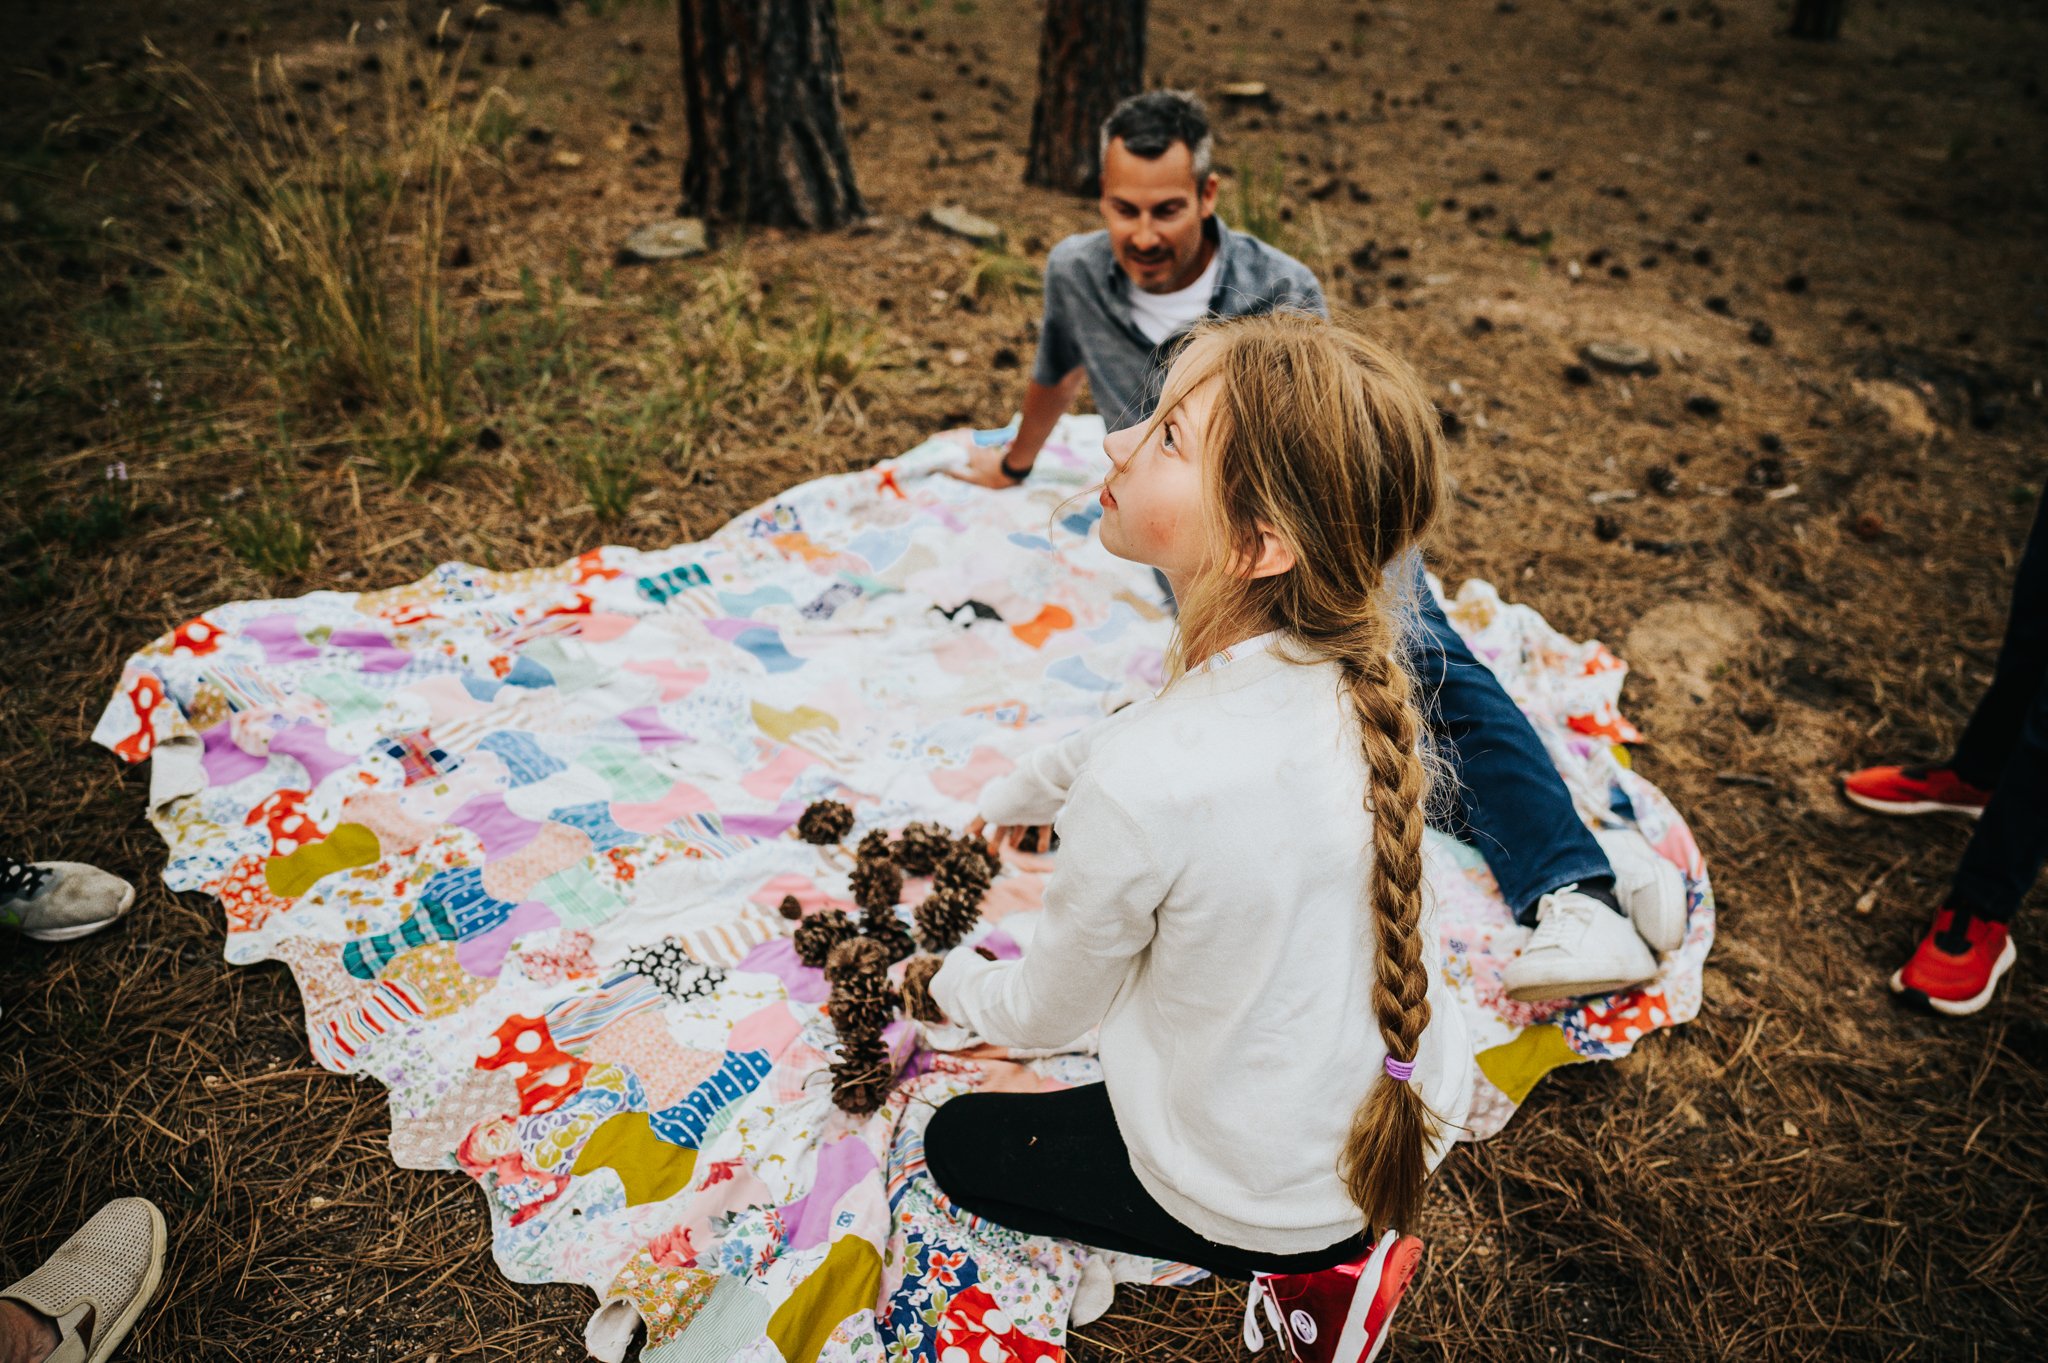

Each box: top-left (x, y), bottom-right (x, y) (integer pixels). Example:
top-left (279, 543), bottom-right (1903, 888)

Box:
top-left (1100, 138), bottom-right (1219, 295)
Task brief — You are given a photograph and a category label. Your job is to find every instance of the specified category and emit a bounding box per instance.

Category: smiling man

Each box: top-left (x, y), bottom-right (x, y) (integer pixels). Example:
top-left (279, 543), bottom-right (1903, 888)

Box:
top-left (954, 91), bottom-right (1323, 485)
top-left (953, 90), bottom-right (1686, 1005)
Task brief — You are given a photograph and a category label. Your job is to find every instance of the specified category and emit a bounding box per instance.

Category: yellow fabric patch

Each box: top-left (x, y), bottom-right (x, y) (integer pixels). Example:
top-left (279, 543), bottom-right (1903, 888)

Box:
top-left (571, 1112), bottom-right (698, 1205)
top-left (751, 702), bottom-right (840, 744)
top-left (1475, 1024), bottom-right (1587, 1105)
top-left (382, 943), bottom-right (489, 1018)
top-left (766, 1236), bottom-right (882, 1363)
top-left (265, 822), bottom-right (381, 898)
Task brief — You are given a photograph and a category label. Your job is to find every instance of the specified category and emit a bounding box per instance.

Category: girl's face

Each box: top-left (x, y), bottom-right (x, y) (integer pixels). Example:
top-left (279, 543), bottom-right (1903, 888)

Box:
top-left (1098, 354), bottom-right (1219, 583)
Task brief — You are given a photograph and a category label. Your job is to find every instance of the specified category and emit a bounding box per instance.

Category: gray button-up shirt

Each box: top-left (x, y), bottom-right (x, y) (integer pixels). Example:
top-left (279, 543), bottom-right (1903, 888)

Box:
top-left (1032, 216), bottom-right (1328, 430)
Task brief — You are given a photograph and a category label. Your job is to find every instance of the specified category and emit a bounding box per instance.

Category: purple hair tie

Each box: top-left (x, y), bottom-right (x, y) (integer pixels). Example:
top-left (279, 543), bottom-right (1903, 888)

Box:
top-left (1383, 1055), bottom-right (1417, 1083)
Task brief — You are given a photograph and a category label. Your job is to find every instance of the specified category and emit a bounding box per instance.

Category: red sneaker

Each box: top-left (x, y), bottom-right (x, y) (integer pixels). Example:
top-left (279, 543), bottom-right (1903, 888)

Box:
top-left (1889, 909), bottom-right (2017, 1016)
top-left (1841, 765), bottom-right (1990, 819)
top-left (1244, 1231), bottom-right (1423, 1363)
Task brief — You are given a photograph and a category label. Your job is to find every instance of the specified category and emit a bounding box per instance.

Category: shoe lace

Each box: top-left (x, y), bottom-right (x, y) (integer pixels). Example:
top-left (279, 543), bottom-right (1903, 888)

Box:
top-left (1243, 1274), bottom-right (1299, 1357)
top-left (1524, 884), bottom-right (1596, 952)
top-left (0, 859), bottom-right (50, 906)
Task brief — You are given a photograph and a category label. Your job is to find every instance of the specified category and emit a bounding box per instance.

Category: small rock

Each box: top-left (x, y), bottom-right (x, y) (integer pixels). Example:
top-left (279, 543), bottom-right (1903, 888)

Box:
top-left (1563, 363), bottom-right (1594, 386)
top-left (1747, 320), bottom-right (1775, 346)
top-left (619, 218), bottom-right (707, 262)
top-left (946, 347), bottom-right (970, 366)
top-left (1581, 340), bottom-right (1657, 375)
top-left (550, 149), bottom-right (584, 169)
top-left (924, 203), bottom-right (1004, 246)
top-left (1685, 394), bottom-right (1723, 419)
top-left (1218, 80), bottom-right (1273, 107)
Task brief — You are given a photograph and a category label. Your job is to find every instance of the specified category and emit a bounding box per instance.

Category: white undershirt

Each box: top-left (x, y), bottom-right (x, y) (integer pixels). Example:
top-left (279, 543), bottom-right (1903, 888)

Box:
top-left (1126, 249), bottom-right (1221, 345)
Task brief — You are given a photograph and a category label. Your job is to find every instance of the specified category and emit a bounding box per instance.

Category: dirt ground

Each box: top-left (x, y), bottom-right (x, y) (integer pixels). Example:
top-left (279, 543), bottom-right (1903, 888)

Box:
top-left (3, 0), bottom-right (2046, 1359)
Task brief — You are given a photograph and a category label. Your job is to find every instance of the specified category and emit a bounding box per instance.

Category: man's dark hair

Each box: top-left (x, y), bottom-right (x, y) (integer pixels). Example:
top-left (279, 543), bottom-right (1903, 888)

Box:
top-left (1100, 90), bottom-right (1214, 182)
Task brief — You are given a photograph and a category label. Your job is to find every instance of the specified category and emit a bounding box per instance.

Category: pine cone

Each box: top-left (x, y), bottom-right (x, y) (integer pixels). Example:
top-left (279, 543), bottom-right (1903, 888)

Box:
top-left (856, 829), bottom-right (893, 864)
top-left (848, 854), bottom-right (904, 915)
top-left (914, 886), bottom-right (982, 951)
top-left (831, 1031), bottom-right (893, 1116)
top-left (933, 846), bottom-right (993, 899)
top-left (825, 934), bottom-right (891, 988)
top-left (777, 894), bottom-right (804, 921)
top-left (951, 836), bottom-right (1002, 879)
top-left (828, 987), bottom-right (898, 1036)
top-left (793, 908), bottom-right (856, 968)
top-left (901, 955), bottom-right (947, 1024)
top-left (797, 799), bottom-right (855, 845)
top-left (859, 912), bottom-right (917, 964)
top-left (894, 821), bottom-right (953, 877)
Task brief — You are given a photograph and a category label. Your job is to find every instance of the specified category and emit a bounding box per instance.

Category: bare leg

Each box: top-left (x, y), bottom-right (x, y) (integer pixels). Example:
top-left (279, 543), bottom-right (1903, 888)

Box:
top-left (0, 1299), bottom-right (58, 1363)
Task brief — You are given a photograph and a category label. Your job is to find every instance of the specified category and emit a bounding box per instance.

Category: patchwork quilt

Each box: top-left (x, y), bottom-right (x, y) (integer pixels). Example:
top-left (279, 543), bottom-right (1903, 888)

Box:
top-left (95, 418), bottom-right (1713, 1361)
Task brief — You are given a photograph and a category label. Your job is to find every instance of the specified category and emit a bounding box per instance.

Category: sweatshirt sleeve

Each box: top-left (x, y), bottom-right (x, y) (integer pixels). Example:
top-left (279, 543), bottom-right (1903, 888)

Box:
top-left (976, 718), bottom-right (1104, 828)
top-left (931, 772), bottom-right (1167, 1049)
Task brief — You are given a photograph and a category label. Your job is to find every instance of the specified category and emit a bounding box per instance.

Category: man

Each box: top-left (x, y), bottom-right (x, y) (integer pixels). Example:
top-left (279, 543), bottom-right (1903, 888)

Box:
top-left (1840, 494), bottom-right (2044, 1015)
top-left (951, 90), bottom-right (1681, 1001)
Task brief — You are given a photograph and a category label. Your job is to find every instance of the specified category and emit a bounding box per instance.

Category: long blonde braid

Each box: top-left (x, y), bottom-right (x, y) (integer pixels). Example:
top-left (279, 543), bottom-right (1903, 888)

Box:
top-left (1148, 312), bottom-right (1448, 1233)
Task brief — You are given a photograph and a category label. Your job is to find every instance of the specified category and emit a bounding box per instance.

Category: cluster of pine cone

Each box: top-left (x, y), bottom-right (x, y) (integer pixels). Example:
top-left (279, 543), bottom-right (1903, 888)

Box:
top-left (790, 799), bottom-right (1013, 1114)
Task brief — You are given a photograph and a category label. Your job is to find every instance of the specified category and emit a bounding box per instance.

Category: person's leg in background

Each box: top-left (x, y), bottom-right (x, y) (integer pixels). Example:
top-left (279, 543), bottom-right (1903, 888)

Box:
top-left (1394, 554), bottom-right (1681, 1001)
top-left (1890, 498), bottom-right (2047, 1015)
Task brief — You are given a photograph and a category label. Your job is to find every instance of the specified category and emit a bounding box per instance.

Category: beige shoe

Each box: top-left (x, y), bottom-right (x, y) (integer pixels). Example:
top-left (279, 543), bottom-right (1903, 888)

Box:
top-left (0, 863), bottom-right (135, 943)
top-left (0, 1198), bottom-right (165, 1363)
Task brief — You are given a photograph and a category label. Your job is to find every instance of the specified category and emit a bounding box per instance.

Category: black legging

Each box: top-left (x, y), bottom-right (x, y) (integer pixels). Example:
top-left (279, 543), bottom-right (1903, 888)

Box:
top-left (921, 1082), bottom-right (1371, 1280)
top-left (1948, 495), bottom-right (2048, 923)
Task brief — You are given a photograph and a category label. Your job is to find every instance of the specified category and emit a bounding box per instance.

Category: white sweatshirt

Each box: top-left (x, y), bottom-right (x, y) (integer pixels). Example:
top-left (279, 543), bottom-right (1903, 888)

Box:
top-left (931, 632), bottom-right (1473, 1254)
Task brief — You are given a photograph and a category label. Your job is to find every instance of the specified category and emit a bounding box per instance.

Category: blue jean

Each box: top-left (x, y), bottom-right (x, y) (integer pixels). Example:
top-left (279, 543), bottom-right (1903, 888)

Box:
top-left (1396, 553), bottom-right (1612, 923)
top-left (1947, 496), bottom-right (2048, 922)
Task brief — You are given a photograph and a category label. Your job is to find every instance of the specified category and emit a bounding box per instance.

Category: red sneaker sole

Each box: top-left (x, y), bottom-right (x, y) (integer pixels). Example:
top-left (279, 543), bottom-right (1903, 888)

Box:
top-left (1841, 788), bottom-right (1984, 820)
top-left (1332, 1233), bottom-right (1423, 1363)
top-left (1889, 938), bottom-right (2016, 1016)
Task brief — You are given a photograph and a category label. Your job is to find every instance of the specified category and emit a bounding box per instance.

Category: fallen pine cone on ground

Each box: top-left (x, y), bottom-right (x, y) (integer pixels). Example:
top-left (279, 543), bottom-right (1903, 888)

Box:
top-left (797, 799), bottom-right (854, 845)
top-left (914, 886), bottom-right (982, 951)
top-left (793, 907), bottom-right (856, 968)
top-left (893, 821), bottom-right (953, 877)
top-left (848, 853), bottom-right (904, 916)
top-left (858, 910), bottom-right (917, 964)
top-left (830, 1031), bottom-right (892, 1116)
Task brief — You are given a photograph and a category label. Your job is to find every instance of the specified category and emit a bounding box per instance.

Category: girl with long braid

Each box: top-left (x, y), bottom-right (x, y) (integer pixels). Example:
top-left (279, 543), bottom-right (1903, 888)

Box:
top-left (916, 312), bottom-right (1471, 1361)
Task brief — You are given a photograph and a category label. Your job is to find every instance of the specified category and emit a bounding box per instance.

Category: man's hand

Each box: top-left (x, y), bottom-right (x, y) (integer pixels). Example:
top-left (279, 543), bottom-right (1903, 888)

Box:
top-left (943, 441), bottom-right (1032, 489)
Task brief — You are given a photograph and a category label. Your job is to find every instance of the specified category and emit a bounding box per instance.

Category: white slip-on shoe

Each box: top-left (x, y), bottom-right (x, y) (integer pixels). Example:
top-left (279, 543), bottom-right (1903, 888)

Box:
top-left (1594, 828), bottom-right (1689, 954)
top-left (1502, 886), bottom-right (1658, 1003)
top-left (1, 863), bottom-right (136, 943)
top-left (0, 1197), bottom-right (166, 1363)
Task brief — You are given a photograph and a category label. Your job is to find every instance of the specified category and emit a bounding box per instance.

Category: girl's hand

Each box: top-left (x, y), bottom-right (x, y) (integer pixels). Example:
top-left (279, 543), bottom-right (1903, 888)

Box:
top-left (966, 815), bottom-right (1055, 856)
top-left (901, 955), bottom-right (949, 1024)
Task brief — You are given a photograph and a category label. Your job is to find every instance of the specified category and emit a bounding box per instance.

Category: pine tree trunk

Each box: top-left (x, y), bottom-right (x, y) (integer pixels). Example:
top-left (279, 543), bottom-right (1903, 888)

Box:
top-left (1024, 0), bottom-right (1147, 197)
top-left (1789, 0), bottom-right (1845, 40)
top-left (678, 0), bottom-right (865, 231)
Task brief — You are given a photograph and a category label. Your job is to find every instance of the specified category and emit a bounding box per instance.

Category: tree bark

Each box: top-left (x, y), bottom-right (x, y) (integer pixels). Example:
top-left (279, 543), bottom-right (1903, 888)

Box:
top-left (678, 0), bottom-right (865, 231)
top-left (1024, 0), bottom-right (1146, 197)
top-left (1789, 0), bottom-right (1845, 40)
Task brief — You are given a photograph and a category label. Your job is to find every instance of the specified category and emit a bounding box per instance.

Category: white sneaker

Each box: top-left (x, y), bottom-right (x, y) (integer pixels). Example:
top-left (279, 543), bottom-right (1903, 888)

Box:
top-left (0, 862), bottom-right (135, 943)
top-left (1594, 828), bottom-right (1689, 953)
top-left (1502, 886), bottom-right (1658, 1003)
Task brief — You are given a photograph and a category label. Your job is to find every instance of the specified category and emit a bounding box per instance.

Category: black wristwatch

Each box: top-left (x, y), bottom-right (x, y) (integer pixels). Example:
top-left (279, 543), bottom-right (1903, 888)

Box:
top-left (998, 453), bottom-right (1032, 483)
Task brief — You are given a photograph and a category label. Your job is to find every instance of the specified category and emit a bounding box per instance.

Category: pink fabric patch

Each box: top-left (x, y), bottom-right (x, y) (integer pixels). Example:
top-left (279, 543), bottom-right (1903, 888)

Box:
top-left (929, 745), bottom-right (1016, 803)
top-left (611, 781), bottom-right (716, 834)
top-left (622, 659), bottom-right (709, 702)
